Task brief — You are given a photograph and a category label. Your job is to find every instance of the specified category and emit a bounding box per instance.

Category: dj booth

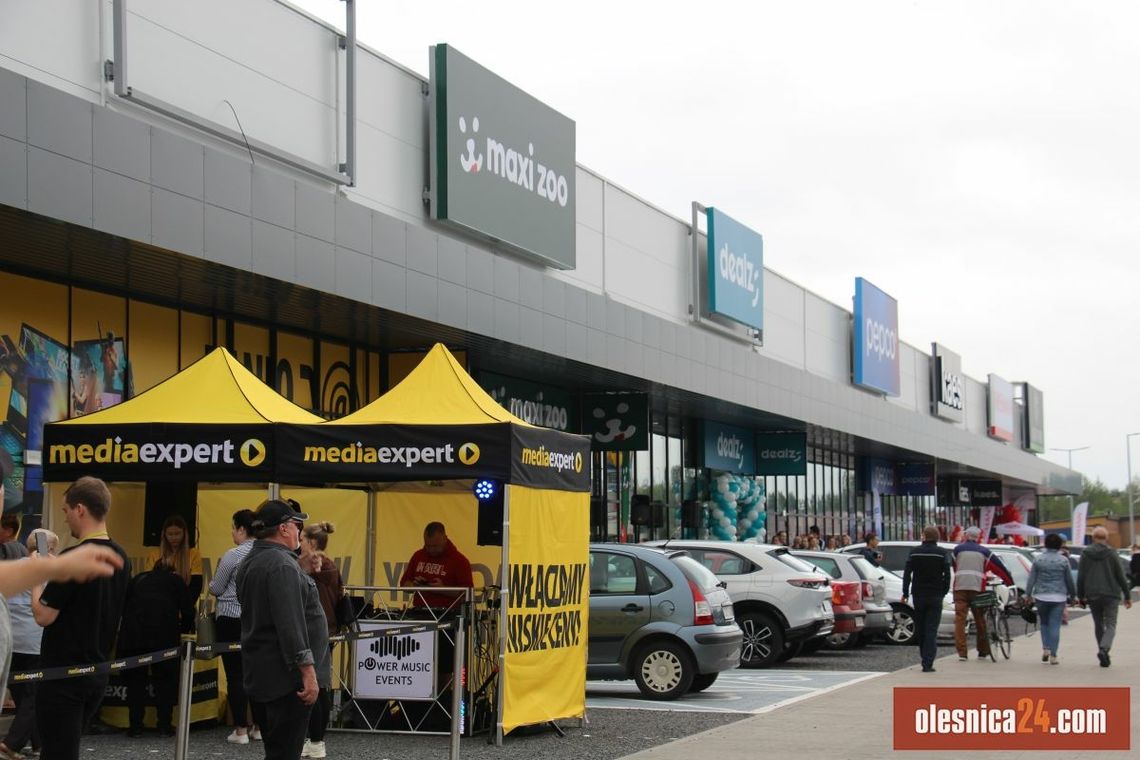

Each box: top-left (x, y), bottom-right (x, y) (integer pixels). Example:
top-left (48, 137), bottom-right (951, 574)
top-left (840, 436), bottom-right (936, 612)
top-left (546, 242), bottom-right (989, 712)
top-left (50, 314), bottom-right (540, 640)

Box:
top-left (333, 585), bottom-right (500, 737)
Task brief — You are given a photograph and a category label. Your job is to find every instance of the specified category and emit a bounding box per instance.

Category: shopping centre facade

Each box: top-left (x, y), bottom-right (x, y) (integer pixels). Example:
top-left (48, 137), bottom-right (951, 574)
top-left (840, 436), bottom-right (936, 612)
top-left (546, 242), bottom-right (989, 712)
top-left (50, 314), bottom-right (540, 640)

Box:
top-left (0, 1), bottom-right (1078, 543)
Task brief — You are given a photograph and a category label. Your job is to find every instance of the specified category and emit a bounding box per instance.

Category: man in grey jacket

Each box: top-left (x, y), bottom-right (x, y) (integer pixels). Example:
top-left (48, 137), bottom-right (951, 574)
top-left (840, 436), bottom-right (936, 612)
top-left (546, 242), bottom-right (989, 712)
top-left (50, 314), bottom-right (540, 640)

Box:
top-left (237, 499), bottom-right (331, 759)
top-left (1076, 527), bottom-right (1132, 667)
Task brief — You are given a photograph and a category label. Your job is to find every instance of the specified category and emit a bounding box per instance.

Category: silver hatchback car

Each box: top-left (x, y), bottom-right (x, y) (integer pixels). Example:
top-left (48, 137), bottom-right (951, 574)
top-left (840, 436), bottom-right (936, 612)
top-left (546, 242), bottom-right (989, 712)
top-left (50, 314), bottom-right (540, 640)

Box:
top-left (587, 544), bottom-right (742, 700)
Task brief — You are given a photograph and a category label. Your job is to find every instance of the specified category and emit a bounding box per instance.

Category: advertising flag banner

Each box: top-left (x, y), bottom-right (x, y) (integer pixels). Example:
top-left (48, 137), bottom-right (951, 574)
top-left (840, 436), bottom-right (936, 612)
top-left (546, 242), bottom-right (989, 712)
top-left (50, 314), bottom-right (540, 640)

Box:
top-left (979, 506), bottom-right (996, 542)
top-left (1071, 501), bottom-right (1089, 546)
top-left (502, 484), bottom-right (588, 733)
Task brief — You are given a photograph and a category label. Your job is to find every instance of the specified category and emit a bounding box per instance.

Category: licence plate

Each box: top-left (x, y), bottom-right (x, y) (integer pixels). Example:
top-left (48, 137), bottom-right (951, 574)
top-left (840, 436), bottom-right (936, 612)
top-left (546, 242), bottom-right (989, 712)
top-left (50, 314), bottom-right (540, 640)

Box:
top-left (855, 617), bottom-right (865, 628)
top-left (723, 604), bottom-right (735, 622)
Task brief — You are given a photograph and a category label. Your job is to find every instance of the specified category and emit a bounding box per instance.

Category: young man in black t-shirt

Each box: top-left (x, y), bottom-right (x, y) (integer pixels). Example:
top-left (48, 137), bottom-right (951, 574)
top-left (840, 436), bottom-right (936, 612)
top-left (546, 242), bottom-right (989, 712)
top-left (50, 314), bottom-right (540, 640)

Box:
top-left (32, 476), bottom-right (131, 760)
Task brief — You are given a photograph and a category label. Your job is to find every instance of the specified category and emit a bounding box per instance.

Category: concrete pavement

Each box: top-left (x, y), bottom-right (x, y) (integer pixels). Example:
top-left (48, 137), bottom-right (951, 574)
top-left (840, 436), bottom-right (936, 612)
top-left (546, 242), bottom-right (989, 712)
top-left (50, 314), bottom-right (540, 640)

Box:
top-left (618, 602), bottom-right (1139, 760)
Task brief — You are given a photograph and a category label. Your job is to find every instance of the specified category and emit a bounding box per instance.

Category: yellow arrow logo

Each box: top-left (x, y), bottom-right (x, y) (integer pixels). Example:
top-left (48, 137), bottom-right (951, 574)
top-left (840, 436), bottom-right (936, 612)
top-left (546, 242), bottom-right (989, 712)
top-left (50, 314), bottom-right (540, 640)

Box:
top-left (458, 442), bottom-right (480, 466)
top-left (240, 439), bottom-right (266, 467)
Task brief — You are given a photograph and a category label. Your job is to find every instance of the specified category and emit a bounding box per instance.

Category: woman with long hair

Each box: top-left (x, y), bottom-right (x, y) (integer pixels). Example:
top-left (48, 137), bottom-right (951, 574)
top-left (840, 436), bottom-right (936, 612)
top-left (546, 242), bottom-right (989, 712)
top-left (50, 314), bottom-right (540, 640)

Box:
top-left (148, 515), bottom-right (202, 589)
top-left (208, 509), bottom-right (259, 745)
top-left (298, 521), bottom-right (343, 760)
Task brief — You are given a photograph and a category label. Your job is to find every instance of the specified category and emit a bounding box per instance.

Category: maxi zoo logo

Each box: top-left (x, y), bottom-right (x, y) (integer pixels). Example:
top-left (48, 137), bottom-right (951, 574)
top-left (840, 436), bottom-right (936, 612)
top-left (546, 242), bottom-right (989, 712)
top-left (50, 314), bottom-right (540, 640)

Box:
top-left (457, 116), bottom-right (570, 208)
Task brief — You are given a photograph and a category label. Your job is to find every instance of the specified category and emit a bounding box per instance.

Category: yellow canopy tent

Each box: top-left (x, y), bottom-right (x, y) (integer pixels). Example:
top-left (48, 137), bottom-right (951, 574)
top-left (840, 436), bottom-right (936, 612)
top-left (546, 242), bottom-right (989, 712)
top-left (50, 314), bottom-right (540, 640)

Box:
top-left (42, 347), bottom-right (323, 482)
top-left (277, 344), bottom-right (591, 737)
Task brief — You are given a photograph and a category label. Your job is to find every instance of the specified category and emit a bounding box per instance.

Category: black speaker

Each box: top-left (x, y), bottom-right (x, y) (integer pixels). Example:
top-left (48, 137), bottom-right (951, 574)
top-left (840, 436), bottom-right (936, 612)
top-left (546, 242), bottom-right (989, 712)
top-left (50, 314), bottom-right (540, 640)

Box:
top-left (143, 481), bottom-right (198, 547)
top-left (476, 488), bottom-right (505, 546)
top-left (631, 494), bottom-right (651, 526)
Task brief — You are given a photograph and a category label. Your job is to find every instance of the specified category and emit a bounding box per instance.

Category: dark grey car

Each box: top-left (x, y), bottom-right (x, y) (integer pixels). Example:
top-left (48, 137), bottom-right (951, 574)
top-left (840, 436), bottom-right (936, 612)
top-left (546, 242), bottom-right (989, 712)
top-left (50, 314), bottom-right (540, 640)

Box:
top-left (587, 544), bottom-right (742, 700)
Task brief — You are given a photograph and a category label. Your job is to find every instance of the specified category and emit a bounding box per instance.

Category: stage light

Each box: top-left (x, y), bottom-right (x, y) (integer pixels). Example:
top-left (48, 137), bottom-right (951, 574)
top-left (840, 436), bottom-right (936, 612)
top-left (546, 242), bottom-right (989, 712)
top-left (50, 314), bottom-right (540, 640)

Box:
top-left (474, 479), bottom-right (498, 501)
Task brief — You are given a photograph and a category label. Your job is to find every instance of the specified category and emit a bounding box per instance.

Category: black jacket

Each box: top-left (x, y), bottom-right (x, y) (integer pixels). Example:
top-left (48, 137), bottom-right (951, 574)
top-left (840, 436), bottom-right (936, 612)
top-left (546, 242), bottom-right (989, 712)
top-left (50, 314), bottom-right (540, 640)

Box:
top-left (902, 541), bottom-right (952, 599)
top-left (118, 565), bottom-right (190, 655)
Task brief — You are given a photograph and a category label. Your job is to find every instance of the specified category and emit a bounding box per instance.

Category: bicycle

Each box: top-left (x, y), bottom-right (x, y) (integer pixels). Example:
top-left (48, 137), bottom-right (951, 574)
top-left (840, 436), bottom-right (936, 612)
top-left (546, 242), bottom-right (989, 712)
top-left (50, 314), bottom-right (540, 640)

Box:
top-left (970, 589), bottom-right (1012, 661)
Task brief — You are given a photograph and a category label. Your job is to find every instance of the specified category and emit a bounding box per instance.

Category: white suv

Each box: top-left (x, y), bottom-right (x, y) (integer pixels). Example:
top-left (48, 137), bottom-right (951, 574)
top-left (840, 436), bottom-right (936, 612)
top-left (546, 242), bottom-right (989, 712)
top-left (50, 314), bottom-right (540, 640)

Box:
top-left (645, 540), bottom-right (835, 668)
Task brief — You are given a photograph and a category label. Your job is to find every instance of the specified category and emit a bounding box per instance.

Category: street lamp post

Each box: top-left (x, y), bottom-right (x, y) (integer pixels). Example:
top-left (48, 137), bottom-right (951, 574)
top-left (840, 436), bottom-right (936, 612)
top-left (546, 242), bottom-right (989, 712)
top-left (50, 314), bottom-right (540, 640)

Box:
top-left (1127, 434), bottom-right (1140, 546)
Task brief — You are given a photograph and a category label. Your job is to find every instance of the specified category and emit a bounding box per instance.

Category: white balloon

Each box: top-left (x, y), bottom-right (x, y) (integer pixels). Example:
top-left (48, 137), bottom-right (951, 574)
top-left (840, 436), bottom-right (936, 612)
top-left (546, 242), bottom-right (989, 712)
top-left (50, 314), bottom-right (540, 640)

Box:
top-left (719, 517), bottom-right (730, 527)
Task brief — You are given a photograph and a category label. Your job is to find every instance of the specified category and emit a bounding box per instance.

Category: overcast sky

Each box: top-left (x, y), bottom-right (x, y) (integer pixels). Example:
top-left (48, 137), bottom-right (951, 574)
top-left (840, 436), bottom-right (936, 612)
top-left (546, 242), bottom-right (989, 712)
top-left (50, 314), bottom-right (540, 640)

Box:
top-left (290, 0), bottom-right (1140, 490)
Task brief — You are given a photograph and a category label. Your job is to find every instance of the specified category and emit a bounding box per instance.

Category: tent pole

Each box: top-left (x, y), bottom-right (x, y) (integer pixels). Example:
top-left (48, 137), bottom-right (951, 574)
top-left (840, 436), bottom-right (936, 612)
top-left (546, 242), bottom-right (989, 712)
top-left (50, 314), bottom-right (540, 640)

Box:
top-left (494, 485), bottom-right (511, 746)
top-left (268, 482), bottom-right (280, 500)
top-left (366, 489), bottom-right (377, 586)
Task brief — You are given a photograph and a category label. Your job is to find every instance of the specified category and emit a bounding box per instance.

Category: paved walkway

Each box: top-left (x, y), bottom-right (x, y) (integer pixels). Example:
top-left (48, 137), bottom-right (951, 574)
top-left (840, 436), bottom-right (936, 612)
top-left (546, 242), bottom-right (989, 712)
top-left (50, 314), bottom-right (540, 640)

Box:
top-left (618, 603), bottom-right (1139, 760)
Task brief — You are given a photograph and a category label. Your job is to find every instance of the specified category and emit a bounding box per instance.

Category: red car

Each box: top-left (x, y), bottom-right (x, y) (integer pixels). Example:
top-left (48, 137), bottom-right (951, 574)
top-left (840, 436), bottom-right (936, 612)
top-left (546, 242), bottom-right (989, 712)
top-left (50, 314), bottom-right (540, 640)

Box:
top-left (829, 579), bottom-right (867, 635)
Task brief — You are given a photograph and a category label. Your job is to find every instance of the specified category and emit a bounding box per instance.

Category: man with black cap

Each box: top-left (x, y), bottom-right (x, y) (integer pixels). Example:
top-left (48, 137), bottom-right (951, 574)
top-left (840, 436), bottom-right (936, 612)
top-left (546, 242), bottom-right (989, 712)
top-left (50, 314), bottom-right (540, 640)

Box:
top-left (236, 499), bottom-right (330, 760)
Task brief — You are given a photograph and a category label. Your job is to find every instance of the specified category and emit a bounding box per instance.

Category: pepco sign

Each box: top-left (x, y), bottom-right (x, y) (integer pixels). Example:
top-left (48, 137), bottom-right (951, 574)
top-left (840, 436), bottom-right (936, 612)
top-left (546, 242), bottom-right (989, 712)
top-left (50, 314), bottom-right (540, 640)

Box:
top-left (853, 277), bottom-right (900, 396)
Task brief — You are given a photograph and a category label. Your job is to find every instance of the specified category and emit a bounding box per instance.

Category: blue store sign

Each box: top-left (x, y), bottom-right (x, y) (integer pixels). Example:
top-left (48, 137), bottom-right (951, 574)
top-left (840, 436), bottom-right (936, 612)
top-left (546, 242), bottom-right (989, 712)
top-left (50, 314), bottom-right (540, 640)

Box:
top-left (853, 277), bottom-right (900, 396)
top-left (703, 421), bottom-right (755, 474)
top-left (858, 457), bottom-right (898, 495)
top-left (897, 462), bottom-right (935, 496)
top-left (706, 208), bottom-right (764, 331)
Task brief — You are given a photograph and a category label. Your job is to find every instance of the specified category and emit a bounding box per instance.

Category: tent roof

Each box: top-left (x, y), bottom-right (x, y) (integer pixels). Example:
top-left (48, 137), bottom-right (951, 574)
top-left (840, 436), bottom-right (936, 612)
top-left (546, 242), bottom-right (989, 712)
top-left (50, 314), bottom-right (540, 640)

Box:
top-left (56, 347), bottom-right (324, 425)
top-left (330, 343), bottom-right (531, 426)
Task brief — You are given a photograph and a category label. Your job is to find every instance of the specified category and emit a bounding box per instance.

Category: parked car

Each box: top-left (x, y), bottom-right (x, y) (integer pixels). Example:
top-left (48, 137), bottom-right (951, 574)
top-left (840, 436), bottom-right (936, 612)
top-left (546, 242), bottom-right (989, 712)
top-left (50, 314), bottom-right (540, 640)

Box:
top-left (792, 550), bottom-right (893, 648)
top-left (985, 544), bottom-right (1034, 593)
top-left (645, 540), bottom-right (834, 668)
top-left (587, 543), bottom-right (742, 699)
top-left (827, 579), bottom-right (867, 646)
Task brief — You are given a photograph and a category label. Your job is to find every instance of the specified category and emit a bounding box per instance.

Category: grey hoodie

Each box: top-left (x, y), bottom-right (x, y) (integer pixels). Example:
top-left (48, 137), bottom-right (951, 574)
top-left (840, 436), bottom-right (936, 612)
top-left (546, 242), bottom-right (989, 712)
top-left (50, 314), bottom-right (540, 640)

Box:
top-left (1076, 543), bottom-right (1130, 601)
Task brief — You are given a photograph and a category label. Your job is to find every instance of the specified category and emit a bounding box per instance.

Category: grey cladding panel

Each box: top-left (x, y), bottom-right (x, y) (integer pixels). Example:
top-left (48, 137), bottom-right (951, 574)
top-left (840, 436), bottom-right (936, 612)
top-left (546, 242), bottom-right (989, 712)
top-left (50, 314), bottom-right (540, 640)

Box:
top-left (204, 204), bottom-right (252, 269)
top-left (437, 236), bottom-right (466, 286)
top-left (335, 246), bottom-right (373, 303)
top-left (0, 136), bottom-right (27, 208)
top-left (406, 224), bottom-right (438, 277)
top-left (335, 196), bottom-right (371, 253)
top-left (27, 147), bottom-right (91, 228)
top-left (372, 212), bottom-right (407, 266)
top-left (564, 285), bottom-right (586, 325)
top-left (295, 182), bottom-right (334, 242)
top-left (26, 80), bottom-right (91, 163)
top-left (518, 266), bottom-right (543, 310)
top-left (252, 220), bottom-right (296, 282)
top-left (586, 292), bottom-right (606, 331)
top-left (372, 259), bottom-right (406, 312)
top-left (542, 277), bottom-right (565, 318)
top-left (205, 148), bottom-right (252, 215)
top-left (467, 290), bottom-right (493, 335)
top-left (519, 306), bottom-right (543, 348)
top-left (151, 130), bottom-right (204, 199)
top-left (466, 247), bottom-right (494, 294)
top-left (438, 280), bottom-right (467, 326)
top-left (405, 270), bottom-right (439, 321)
top-left (93, 109), bottom-right (150, 182)
top-left (152, 188), bottom-right (204, 256)
top-left (296, 234), bottom-right (335, 293)
top-left (493, 256), bottom-right (519, 302)
top-left (494, 298), bottom-right (520, 343)
top-left (252, 166), bottom-right (296, 229)
top-left (94, 168), bottom-right (151, 242)
top-left (0, 69), bottom-right (26, 141)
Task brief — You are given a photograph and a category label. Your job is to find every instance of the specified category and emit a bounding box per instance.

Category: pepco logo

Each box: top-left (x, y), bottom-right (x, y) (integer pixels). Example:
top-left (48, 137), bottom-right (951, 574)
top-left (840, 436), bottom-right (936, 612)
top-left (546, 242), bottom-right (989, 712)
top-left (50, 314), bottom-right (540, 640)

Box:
top-left (458, 443), bottom-right (480, 466)
top-left (240, 439), bottom-right (267, 467)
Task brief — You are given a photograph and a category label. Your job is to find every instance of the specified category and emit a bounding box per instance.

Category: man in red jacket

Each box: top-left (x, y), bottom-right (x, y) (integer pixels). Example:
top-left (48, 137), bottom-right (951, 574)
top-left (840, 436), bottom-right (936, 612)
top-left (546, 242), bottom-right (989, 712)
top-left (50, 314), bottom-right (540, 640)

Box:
top-left (400, 522), bottom-right (474, 610)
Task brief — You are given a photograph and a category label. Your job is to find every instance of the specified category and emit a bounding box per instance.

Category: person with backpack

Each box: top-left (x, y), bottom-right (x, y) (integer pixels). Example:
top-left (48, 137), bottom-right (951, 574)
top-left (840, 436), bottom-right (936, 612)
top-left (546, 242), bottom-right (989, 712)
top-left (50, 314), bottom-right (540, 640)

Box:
top-left (118, 559), bottom-right (192, 737)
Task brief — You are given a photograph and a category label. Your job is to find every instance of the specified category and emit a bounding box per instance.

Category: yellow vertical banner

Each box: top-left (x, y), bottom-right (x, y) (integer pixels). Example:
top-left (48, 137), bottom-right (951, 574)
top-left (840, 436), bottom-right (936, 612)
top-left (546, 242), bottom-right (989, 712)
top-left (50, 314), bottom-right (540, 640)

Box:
top-left (372, 484), bottom-right (502, 601)
top-left (502, 485), bottom-right (588, 733)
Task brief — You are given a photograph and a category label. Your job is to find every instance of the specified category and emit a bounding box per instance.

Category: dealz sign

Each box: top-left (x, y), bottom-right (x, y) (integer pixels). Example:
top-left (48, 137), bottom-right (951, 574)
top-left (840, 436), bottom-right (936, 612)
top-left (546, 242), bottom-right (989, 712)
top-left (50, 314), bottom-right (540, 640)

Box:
top-left (705, 208), bottom-right (764, 331)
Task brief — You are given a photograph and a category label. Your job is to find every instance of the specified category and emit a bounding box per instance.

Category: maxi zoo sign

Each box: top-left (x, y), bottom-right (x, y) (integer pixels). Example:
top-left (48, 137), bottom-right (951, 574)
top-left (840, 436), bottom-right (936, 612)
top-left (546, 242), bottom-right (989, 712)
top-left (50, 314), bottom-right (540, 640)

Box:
top-left (429, 44), bottom-right (577, 270)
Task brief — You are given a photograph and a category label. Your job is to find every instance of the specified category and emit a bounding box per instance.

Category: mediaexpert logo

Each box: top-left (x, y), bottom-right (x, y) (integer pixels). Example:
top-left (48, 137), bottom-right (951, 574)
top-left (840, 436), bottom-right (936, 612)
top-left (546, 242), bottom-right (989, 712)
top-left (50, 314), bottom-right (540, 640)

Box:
top-left (520, 445), bottom-right (583, 474)
top-left (456, 114), bottom-right (569, 208)
top-left (302, 441), bottom-right (478, 468)
top-left (48, 437), bottom-right (256, 470)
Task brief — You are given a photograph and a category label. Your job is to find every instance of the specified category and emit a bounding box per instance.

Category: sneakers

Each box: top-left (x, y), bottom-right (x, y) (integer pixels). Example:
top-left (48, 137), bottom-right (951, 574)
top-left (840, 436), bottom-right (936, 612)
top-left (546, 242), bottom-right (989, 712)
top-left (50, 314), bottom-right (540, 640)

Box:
top-left (921, 665), bottom-right (936, 673)
top-left (958, 654), bottom-right (968, 661)
top-left (1097, 649), bottom-right (1110, 667)
top-left (250, 727), bottom-right (262, 742)
top-left (302, 740), bottom-right (327, 759)
top-left (1049, 655), bottom-right (1059, 665)
top-left (1042, 649), bottom-right (1049, 663)
top-left (226, 730), bottom-right (250, 745)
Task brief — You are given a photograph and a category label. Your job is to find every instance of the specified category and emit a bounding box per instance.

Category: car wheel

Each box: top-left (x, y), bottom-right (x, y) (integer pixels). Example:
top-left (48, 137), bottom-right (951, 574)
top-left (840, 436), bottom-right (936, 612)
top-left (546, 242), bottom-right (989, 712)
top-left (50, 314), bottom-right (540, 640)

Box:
top-left (887, 605), bottom-right (917, 645)
top-left (688, 672), bottom-right (719, 693)
top-left (632, 640), bottom-right (695, 700)
top-left (825, 631), bottom-right (859, 650)
top-left (738, 612), bottom-right (784, 668)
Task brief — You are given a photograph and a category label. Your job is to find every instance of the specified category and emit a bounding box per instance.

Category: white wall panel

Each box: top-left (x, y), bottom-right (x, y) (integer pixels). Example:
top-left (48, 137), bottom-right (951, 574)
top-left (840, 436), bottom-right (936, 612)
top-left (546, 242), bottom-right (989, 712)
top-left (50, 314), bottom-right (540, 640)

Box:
top-left (763, 273), bottom-right (805, 368)
top-left (965, 377), bottom-right (988, 435)
top-left (0, 0), bottom-right (100, 98)
top-left (889, 343), bottom-right (919, 412)
top-left (804, 292), bottom-right (848, 382)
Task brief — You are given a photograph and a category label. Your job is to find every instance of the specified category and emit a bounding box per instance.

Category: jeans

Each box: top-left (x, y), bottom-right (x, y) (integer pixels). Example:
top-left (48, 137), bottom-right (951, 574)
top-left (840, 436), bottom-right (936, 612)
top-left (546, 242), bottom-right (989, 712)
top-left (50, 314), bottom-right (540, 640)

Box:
top-left (953, 589), bottom-right (989, 656)
top-left (1088, 597), bottom-right (1120, 652)
top-left (250, 692), bottom-right (312, 760)
top-left (216, 615), bottom-right (251, 728)
top-left (3, 652), bottom-right (40, 752)
top-left (36, 673), bottom-right (108, 760)
top-left (1036, 600), bottom-right (1065, 656)
top-left (912, 595), bottom-right (943, 667)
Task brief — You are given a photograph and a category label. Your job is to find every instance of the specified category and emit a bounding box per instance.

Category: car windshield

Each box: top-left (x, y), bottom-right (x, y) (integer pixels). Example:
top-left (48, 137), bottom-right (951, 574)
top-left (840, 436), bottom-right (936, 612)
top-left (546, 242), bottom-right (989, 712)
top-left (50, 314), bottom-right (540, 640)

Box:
top-left (848, 556), bottom-right (879, 580)
top-left (670, 554), bottom-right (722, 591)
top-left (769, 548), bottom-right (825, 575)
